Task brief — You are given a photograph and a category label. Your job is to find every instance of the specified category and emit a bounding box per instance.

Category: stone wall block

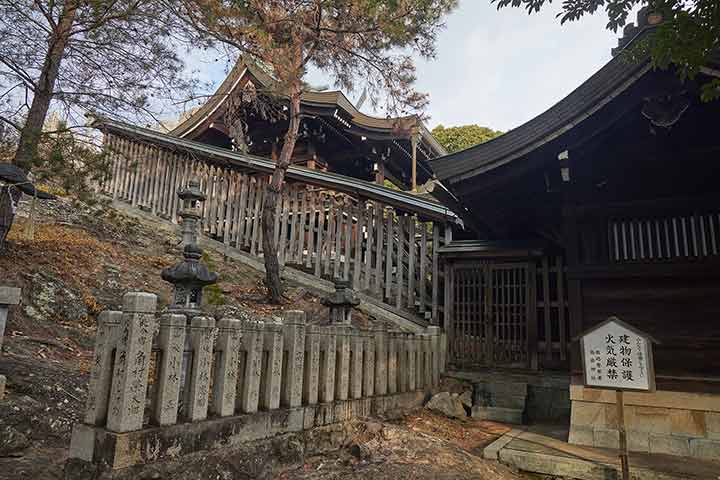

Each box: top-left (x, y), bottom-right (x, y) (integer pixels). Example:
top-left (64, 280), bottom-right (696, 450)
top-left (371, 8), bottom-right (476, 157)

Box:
top-left (212, 318), bottom-right (243, 417)
top-left (670, 409), bottom-right (707, 437)
top-left (153, 313), bottom-right (187, 426)
top-left (373, 326), bottom-right (388, 395)
top-left (186, 316), bottom-right (217, 422)
top-left (303, 325), bottom-right (321, 405)
top-left (593, 428), bottom-right (619, 449)
top-left (281, 310), bottom-right (306, 408)
top-left (261, 319), bottom-right (284, 411)
top-left (707, 412), bottom-right (720, 440)
top-left (690, 438), bottom-right (720, 460)
top-left (362, 330), bottom-right (375, 398)
top-left (84, 310), bottom-right (122, 426)
top-left (106, 292), bottom-right (158, 433)
top-left (648, 434), bottom-right (691, 456)
top-left (570, 401), bottom-right (605, 427)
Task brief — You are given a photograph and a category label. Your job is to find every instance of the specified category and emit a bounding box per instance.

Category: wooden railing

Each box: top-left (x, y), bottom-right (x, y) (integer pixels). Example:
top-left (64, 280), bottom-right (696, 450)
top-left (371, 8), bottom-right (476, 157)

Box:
top-left (99, 131), bottom-right (453, 324)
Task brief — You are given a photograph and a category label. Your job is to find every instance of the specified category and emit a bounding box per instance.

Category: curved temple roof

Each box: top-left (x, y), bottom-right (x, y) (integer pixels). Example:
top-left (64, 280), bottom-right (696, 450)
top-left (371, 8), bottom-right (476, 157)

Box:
top-left (170, 57), bottom-right (446, 157)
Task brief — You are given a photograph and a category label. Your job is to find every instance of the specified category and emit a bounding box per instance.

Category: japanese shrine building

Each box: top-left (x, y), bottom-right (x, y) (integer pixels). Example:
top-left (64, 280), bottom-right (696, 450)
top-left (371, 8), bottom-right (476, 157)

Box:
top-left (168, 57), bottom-right (446, 191)
top-left (430, 12), bottom-right (720, 458)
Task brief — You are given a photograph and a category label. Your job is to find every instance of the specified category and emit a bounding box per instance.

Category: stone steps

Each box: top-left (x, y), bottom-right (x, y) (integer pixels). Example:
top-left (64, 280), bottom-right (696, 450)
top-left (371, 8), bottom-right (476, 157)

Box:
top-left (471, 381), bottom-right (528, 424)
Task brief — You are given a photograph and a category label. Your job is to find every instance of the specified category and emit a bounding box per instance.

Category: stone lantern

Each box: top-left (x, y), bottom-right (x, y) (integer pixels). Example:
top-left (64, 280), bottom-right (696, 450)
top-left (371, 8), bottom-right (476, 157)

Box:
top-left (322, 279), bottom-right (360, 325)
top-left (162, 244), bottom-right (218, 317)
top-left (162, 179), bottom-right (218, 318)
top-left (178, 179), bottom-right (205, 247)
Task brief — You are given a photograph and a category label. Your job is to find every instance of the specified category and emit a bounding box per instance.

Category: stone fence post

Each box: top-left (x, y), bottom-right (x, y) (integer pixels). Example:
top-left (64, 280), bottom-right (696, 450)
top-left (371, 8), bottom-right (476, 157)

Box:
top-left (212, 318), bottom-right (242, 417)
top-left (186, 316), bottom-right (217, 422)
top-left (387, 331), bottom-right (399, 394)
top-left (106, 292), bottom-right (157, 433)
top-left (362, 329), bottom-right (375, 397)
top-left (427, 326), bottom-right (441, 387)
top-left (0, 286), bottom-right (21, 399)
top-left (303, 325), bottom-right (321, 406)
top-left (154, 313), bottom-right (187, 426)
top-left (238, 319), bottom-right (264, 414)
top-left (349, 328), bottom-right (363, 399)
top-left (281, 311), bottom-right (306, 408)
top-left (373, 325), bottom-right (388, 396)
top-left (261, 318), bottom-right (283, 411)
top-left (84, 310), bottom-right (122, 426)
top-left (334, 325), bottom-right (350, 401)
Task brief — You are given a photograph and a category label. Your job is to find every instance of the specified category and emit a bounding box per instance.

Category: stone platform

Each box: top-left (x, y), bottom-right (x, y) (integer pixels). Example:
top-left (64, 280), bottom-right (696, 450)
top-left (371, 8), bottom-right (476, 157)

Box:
top-left (485, 428), bottom-right (720, 480)
top-left (569, 383), bottom-right (720, 460)
top-left (448, 368), bottom-right (571, 423)
top-left (70, 391), bottom-right (427, 470)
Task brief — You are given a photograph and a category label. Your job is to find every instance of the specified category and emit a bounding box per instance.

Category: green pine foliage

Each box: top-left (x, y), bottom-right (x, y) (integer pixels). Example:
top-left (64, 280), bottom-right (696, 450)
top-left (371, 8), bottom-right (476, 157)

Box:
top-left (431, 124), bottom-right (503, 153)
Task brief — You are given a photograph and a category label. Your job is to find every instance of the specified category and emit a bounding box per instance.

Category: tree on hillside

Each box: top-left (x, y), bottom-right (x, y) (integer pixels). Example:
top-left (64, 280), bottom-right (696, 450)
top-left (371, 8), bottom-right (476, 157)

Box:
top-left (432, 124), bottom-right (503, 153)
top-left (172, 0), bottom-right (458, 303)
top-left (0, 0), bottom-right (202, 250)
top-left (492, 0), bottom-right (720, 101)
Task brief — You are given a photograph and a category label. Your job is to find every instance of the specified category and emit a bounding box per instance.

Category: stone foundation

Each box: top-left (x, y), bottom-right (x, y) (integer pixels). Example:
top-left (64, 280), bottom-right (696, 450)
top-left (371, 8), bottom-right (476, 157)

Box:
top-left (70, 391), bottom-right (426, 470)
top-left (568, 384), bottom-right (720, 460)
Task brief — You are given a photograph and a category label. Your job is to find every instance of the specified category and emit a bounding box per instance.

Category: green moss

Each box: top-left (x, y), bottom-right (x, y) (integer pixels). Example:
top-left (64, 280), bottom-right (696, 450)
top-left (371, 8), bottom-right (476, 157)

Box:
top-left (204, 283), bottom-right (226, 306)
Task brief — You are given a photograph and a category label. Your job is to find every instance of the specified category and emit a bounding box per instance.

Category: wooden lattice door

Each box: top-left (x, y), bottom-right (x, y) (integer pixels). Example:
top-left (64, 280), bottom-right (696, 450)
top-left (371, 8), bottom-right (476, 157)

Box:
top-left (448, 261), bottom-right (536, 369)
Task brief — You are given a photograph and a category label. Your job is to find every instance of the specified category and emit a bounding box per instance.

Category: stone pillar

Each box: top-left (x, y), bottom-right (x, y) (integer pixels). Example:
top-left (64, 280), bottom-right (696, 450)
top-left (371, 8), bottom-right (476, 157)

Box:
top-left (261, 319), bottom-right (283, 411)
top-left (212, 318), bottom-right (243, 417)
top-left (349, 329), bottom-right (363, 399)
top-left (84, 310), bottom-right (121, 426)
top-left (362, 329), bottom-right (375, 397)
top-left (407, 333), bottom-right (417, 391)
top-left (334, 325), bottom-right (351, 401)
top-left (396, 333), bottom-right (407, 392)
top-left (281, 311), bottom-right (306, 408)
top-left (440, 331), bottom-right (447, 374)
top-left (238, 320), bottom-right (264, 413)
top-left (106, 292), bottom-right (157, 433)
top-left (319, 327), bottom-right (336, 403)
top-left (415, 334), bottom-right (425, 390)
top-left (153, 313), bottom-right (187, 426)
top-left (427, 326), bottom-right (440, 387)
top-left (423, 334), bottom-right (432, 389)
top-left (186, 316), bottom-right (216, 422)
top-left (374, 325), bottom-right (388, 396)
top-left (387, 331), bottom-right (398, 394)
top-left (303, 325), bottom-right (321, 405)
top-left (0, 286), bottom-right (21, 400)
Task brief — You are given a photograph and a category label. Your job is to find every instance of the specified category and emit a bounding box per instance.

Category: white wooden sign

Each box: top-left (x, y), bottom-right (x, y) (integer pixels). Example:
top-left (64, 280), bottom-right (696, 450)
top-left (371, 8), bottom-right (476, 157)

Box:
top-left (580, 316), bottom-right (656, 392)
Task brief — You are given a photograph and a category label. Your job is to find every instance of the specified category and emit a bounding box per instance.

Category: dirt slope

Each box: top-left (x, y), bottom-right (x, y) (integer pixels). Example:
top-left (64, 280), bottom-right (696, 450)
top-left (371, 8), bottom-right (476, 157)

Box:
top-left (0, 194), bottom-right (534, 480)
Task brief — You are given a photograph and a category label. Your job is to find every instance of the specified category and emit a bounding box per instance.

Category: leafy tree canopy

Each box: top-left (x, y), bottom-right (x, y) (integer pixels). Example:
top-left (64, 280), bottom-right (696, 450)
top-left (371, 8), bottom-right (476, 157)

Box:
top-left (492, 0), bottom-right (720, 101)
top-left (432, 124), bottom-right (503, 153)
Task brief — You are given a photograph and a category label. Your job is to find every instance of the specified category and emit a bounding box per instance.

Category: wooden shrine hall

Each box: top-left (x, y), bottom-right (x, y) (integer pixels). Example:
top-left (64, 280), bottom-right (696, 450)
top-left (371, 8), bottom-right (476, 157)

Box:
top-left (429, 12), bottom-right (720, 458)
top-left (168, 57), bottom-right (446, 191)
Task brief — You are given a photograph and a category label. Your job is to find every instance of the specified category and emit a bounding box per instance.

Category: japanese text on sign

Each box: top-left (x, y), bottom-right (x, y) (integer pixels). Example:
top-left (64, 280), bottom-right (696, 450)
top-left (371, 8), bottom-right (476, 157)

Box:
top-left (581, 318), bottom-right (653, 391)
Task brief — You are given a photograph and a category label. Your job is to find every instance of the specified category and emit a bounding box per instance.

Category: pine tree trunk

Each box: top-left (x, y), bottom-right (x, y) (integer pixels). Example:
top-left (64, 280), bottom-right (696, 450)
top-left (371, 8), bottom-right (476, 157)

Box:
top-left (13, 0), bottom-right (78, 171)
top-left (0, 187), bottom-right (21, 252)
top-left (262, 80), bottom-right (302, 303)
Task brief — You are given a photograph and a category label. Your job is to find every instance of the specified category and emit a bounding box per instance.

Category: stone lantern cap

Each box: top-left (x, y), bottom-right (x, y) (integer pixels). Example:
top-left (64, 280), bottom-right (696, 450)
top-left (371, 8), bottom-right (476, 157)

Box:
top-left (161, 244), bottom-right (218, 287)
top-left (178, 179), bottom-right (206, 202)
top-left (322, 279), bottom-right (360, 308)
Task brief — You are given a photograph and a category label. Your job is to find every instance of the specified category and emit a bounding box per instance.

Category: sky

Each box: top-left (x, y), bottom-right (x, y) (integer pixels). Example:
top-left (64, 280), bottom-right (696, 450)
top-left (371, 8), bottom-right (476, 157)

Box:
top-left (181, 0), bottom-right (630, 133)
